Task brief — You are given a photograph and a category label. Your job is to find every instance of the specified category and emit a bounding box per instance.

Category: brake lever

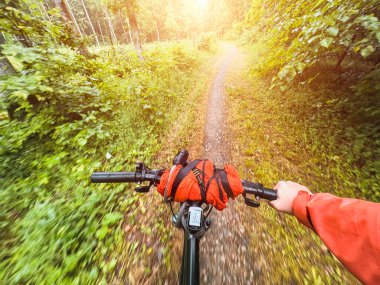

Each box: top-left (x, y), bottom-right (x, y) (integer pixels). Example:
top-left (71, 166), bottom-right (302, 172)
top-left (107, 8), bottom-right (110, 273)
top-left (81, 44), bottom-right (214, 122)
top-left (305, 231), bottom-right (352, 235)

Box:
top-left (135, 185), bottom-right (150, 193)
top-left (243, 193), bottom-right (260, 207)
top-left (134, 163), bottom-right (154, 193)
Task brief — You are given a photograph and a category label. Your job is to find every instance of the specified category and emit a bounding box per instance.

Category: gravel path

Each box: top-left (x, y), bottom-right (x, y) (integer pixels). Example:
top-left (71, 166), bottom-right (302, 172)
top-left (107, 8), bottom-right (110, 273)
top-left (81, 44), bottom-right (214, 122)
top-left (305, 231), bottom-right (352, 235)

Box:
top-left (200, 44), bottom-right (262, 284)
top-left (203, 44), bottom-right (235, 166)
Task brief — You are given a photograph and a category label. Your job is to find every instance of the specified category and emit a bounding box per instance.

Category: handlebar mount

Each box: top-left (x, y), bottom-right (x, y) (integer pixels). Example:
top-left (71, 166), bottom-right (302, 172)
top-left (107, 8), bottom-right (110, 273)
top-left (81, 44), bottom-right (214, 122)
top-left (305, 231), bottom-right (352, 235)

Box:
top-left (90, 150), bottom-right (278, 237)
top-left (90, 150), bottom-right (279, 284)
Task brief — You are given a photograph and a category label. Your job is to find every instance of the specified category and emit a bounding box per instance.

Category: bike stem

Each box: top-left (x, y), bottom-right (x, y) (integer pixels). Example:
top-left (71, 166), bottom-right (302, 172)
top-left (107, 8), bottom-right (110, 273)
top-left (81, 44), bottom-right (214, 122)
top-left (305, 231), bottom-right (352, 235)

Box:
top-left (174, 201), bottom-right (210, 285)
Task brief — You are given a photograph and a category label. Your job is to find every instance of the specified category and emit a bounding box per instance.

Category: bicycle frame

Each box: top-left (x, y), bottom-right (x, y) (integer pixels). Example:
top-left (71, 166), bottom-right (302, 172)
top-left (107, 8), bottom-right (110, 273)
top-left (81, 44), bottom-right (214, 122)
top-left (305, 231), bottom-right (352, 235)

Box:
top-left (180, 231), bottom-right (200, 285)
top-left (172, 201), bottom-right (206, 285)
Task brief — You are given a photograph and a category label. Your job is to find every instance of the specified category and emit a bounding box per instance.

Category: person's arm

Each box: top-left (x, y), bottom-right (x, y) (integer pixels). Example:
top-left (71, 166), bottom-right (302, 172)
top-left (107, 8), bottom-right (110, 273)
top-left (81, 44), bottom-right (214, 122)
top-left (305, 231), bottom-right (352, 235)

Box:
top-left (270, 181), bottom-right (380, 285)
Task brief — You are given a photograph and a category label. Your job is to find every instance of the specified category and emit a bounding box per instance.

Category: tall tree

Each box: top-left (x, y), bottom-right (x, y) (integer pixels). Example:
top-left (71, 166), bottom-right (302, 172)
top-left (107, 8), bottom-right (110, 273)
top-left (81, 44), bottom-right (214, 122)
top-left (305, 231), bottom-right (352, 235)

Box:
top-left (0, 33), bottom-right (15, 77)
top-left (126, 0), bottom-right (143, 59)
top-left (119, 17), bottom-right (131, 43)
top-left (96, 13), bottom-right (105, 43)
top-left (104, 7), bottom-right (118, 45)
top-left (52, 0), bottom-right (89, 55)
top-left (125, 17), bottom-right (134, 44)
top-left (80, 0), bottom-right (100, 47)
top-left (0, 32), bottom-right (22, 121)
top-left (139, 0), bottom-right (163, 41)
top-left (164, 2), bottom-right (180, 39)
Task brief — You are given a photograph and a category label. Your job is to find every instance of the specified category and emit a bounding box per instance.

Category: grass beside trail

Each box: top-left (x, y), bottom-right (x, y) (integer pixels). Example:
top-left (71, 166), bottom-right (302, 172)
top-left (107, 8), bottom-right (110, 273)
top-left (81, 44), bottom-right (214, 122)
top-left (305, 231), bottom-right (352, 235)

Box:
top-left (225, 43), bottom-right (380, 284)
top-left (0, 41), bottom-right (220, 285)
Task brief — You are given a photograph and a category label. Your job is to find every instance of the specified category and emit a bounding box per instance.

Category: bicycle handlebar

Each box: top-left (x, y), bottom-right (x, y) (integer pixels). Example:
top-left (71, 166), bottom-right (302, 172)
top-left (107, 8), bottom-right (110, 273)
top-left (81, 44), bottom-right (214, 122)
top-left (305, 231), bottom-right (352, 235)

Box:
top-left (91, 170), bottom-right (161, 183)
top-left (241, 180), bottom-right (277, 201)
top-left (90, 170), bottom-right (277, 201)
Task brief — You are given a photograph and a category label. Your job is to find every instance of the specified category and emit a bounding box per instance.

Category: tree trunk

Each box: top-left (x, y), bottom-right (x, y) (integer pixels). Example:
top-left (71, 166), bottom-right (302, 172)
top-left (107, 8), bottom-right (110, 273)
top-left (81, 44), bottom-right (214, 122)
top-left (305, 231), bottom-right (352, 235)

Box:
top-left (52, 0), bottom-right (89, 56)
top-left (0, 33), bottom-right (15, 76)
top-left (126, 18), bottom-right (134, 45)
top-left (0, 33), bottom-right (19, 120)
top-left (104, 8), bottom-right (118, 45)
top-left (96, 14), bottom-right (105, 44)
top-left (335, 34), bottom-right (356, 77)
top-left (80, 0), bottom-right (100, 47)
top-left (40, 1), bottom-right (52, 21)
top-left (119, 18), bottom-right (130, 44)
top-left (34, 0), bottom-right (47, 21)
top-left (155, 20), bottom-right (160, 41)
top-left (126, 2), bottom-right (143, 60)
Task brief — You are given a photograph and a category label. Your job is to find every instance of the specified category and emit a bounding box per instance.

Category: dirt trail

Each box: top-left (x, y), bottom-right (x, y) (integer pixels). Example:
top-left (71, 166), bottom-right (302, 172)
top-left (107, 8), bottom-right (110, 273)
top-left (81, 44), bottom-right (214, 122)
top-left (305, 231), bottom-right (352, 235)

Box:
top-left (203, 44), bottom-right (235, 166)
top-left (200, 44), bottom-right (262, 284)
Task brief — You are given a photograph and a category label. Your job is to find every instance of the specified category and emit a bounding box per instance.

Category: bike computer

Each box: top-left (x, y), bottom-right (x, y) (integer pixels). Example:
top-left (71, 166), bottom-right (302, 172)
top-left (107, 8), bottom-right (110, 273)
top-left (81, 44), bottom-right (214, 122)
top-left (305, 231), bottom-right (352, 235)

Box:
top-left (188, 206), bottom-right (203, 230)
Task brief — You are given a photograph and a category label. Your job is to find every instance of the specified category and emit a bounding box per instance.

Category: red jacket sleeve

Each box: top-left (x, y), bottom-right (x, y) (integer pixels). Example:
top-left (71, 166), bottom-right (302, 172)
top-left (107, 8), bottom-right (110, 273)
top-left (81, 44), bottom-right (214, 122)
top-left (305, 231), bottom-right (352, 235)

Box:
top-left (293, 191), bottom-right (380, 285)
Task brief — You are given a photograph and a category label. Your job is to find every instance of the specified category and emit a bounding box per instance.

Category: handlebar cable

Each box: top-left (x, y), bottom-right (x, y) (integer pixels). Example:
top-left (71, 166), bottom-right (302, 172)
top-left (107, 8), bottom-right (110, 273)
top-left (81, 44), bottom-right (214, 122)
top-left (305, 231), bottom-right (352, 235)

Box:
top-left (169, 201), bottom-right (176, 216)
top-left (204, 205), bottom-right (213, 220)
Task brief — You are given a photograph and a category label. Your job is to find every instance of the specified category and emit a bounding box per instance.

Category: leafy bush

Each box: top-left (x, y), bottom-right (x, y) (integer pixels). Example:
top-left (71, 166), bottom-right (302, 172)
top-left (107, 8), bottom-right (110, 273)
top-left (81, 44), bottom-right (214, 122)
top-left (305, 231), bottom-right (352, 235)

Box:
top-left (171, 43), bottom-right (198, 69)
top-left (227, 51), bottom-right (379, 282)
top-left (0, 1), bottom-right (203, 284)
top-left (231, 1), bottom-right (380, 281)
top-left (197, 33), bottom-right (217, 51)
top-left (242, 0), bottom-right (380, 90)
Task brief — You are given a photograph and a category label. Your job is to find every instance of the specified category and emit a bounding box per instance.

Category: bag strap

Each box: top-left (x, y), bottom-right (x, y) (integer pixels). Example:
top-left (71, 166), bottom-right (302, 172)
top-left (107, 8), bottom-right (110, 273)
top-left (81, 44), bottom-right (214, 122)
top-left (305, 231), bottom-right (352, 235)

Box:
top-left (201, 160), bottom-right (207, 187)
top-left (164, 165), bottom-right (177, 203)
top-left (192, 168), bottom-right (206, 202)
top-left (170, 159), bottom-right (200, 200)
top-left (217, 168), bottom-right (234, 198)
top-left (214, 170), bottom-right (224, 200)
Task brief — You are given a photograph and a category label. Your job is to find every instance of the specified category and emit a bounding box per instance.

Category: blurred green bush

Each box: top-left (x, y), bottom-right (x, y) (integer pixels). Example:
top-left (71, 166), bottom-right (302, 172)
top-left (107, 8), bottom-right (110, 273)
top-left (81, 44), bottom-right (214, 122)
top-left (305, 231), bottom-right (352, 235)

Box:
top-left (0, 2), bottom-right (204, 284)
top-left (196, 33), bottom-right (217, 51)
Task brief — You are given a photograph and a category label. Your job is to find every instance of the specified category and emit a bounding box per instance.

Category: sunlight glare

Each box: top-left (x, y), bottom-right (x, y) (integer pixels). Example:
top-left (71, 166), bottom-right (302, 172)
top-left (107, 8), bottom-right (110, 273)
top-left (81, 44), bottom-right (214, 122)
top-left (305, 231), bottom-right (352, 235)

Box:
top-left (198, 0), bottom-right (208, 9)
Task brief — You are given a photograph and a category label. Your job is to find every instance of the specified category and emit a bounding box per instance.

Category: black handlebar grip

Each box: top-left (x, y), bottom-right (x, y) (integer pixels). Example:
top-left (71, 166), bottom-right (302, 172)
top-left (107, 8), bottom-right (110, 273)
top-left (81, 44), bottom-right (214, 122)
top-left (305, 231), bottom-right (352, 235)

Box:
top-left (173, 149), bottom-right (189, 165)
top-left (242, 180), bottom-right (278, 201)
top-left (261, 188), bottom-right (278, 201)
top-left (90, 172), bottom-right (137, 183)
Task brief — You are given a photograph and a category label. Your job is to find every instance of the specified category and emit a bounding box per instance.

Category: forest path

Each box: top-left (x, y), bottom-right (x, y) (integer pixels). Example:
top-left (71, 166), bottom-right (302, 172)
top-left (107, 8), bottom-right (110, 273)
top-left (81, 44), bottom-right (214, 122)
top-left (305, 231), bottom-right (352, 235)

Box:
top-left (200, 43), bottom-right (262, 284)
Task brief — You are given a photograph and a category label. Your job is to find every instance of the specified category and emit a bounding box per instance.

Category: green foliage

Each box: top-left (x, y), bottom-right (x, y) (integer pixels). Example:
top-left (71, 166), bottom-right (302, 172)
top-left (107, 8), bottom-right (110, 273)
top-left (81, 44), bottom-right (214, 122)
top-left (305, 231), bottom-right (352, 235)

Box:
top-left (352, 65), bottom-right (380, 96)
top-left (197, 33), bottom-right (217, 51)
top-left (0, 1), bottom-right (204, 283)
top-left (236, 0), bottom-right (380, 203)
top-left (231, 0), bottom-right (380, 281)
top-left (227, 46), bottom-right (378, 283)
top-left (236, 0), bottom-right (380, 201)
top-left (170, 43), bottom-right (198, 69)
top-left (242, 0), bottom-right (380, 91)
top-left (232, 76), bottom-right (379, 200)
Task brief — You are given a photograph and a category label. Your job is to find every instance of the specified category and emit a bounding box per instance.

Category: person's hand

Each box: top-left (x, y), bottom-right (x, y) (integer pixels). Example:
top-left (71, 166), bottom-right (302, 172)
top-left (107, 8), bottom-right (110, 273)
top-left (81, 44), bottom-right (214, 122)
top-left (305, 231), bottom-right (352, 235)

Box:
top-left (269, 181), bottom-right (312, 215)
